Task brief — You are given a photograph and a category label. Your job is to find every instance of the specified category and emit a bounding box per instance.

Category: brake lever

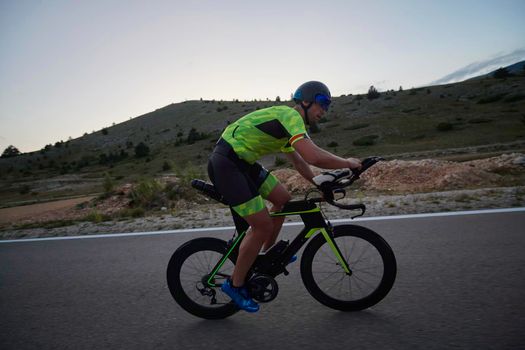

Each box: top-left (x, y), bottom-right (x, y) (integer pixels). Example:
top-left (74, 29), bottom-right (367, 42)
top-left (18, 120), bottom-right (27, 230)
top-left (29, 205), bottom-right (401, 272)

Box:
top-left (333, 188), bottom-right (346, 200)
top-left (351, 206), bottom-right (366, 219)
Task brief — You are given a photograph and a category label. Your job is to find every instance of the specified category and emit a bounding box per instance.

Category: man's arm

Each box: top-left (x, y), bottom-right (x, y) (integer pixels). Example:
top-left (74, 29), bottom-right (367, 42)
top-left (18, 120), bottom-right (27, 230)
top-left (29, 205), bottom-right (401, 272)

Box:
top-left (285, 151), bottom-right (316, 184)
top-left (292, 138), bottom-right (361, 169)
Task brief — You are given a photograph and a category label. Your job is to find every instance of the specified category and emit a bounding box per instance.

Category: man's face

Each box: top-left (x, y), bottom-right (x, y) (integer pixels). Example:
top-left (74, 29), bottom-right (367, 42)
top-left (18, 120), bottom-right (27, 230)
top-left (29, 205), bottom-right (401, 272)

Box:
top-left (304, 102), bottom-right (326, 124)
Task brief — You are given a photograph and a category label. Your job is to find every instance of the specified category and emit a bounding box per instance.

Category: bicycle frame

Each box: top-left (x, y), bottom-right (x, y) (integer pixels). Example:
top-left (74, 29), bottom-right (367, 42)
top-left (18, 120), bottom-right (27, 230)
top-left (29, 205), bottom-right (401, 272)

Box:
top-left (205, 199), bottom-right (351, 287)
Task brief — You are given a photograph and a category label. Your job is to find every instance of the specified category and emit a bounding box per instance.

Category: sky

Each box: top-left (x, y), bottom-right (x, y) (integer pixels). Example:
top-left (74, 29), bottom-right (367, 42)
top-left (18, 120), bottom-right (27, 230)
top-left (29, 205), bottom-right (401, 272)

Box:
top-left (1, 0), bottom-right (524, 153)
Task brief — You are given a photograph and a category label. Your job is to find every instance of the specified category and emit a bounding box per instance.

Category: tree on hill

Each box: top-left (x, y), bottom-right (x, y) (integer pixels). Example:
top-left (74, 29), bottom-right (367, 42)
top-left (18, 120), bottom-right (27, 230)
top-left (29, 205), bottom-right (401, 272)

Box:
top-left (367, 86), bottom-right (380, 100)
top-left (493, 67), bottom-right (512, 79)
top-left (134, 142), bottom-right (150, 157)
top-left (187, 128), bottom-right (207, 144)
top-left (1, 145), bottom-right (21, 158)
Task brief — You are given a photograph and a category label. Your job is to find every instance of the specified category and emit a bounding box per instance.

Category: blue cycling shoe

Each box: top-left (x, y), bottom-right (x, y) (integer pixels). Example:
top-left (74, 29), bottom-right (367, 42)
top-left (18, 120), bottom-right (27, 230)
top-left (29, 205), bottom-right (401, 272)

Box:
top-left (221, 279), bottom-right (259, 313)
top-left (288, 255), bottom-right (298, 264)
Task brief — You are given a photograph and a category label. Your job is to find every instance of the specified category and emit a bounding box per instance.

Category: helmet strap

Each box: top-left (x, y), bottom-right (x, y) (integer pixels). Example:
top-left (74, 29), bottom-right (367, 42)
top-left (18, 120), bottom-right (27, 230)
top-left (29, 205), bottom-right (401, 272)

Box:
top-left (301, 102), bottom-right (313, 125)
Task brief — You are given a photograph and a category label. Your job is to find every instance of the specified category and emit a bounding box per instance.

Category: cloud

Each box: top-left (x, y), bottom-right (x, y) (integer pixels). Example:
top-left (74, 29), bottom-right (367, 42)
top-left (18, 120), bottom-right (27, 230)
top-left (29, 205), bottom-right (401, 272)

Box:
top-left (431, 48), bottom-right (525, 85)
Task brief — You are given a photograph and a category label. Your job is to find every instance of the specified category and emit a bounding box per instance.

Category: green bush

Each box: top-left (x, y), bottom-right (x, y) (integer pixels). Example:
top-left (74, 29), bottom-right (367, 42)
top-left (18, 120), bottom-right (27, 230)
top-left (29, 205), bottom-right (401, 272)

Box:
top-left (504, 94), bottom-right (525, 103)
top-left (166, 164), bottom-right (204, 201)
top-left (353, 135), bottom-right (378, 146)
top-left (85, 211), bottom-right (110, 223)
top-left (102, 172), bottom-right (115, 196)
top-left (436, 122), bottom-right (454, 131)
top-left (493, 67), bottom-right (511, 79)
top-left (176, 163), bottom-right (204, 187)
top-left (19, 184), bottom-right (31, 195)
top-left (129, 178), bottom-right (165, 209)
top-left (410, 134), bottom-right (426, 140)
top-left (468, 118), bottom-right (492, 124)
top-left (477, 93), bottom-right (508, 104)
top-left (187, 128), bottom-right (208, 144)
top-left (134, 142), bottom-right (150, 157)
top-left (344, 123), bottom-right (369, 130)
top-left (162, 161), bottom-right (172, 171)
top-left (326, 123), bottom-right (340, 128)
top-left (118, 207), bottom-right (145, 218)
top-left (367, 86), bottom-right (380, 100)
top-left (1, 145), bottom-right (21, 158)
top-left (165, 182), bottom-right (184, 201)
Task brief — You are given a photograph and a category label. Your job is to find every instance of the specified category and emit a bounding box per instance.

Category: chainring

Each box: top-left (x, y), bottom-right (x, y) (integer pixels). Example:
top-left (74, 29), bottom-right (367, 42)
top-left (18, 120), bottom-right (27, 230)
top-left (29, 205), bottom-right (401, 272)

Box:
top-left (247, 274), bottom-right (279, 303)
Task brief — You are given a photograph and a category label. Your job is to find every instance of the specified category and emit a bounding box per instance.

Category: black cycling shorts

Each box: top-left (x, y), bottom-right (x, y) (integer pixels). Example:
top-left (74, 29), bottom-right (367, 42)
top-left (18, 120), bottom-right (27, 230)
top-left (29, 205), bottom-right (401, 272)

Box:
top-left (207, 139), bottom-right (279, 217)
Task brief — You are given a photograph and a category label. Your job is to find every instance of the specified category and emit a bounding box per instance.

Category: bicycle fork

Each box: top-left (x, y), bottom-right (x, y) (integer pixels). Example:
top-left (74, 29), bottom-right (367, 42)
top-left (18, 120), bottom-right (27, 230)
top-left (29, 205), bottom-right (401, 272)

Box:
top-left (306, 228), bottom-right (353, 275)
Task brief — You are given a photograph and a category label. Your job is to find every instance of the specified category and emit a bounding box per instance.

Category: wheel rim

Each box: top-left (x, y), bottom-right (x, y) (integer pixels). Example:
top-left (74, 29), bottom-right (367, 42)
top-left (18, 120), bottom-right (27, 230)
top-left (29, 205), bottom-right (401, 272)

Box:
top-left (311, 235), bottom-right (385, 302)
top-left (179, 250), bottom-right (234, 308)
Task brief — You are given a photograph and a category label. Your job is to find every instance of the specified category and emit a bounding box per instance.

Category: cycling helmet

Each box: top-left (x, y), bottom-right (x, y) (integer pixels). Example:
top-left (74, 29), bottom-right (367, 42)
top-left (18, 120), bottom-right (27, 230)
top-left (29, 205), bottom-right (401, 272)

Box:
top-left (293, 81), bottom-right (332, 124)
top-left (293, 81), bottom-right (331, 104)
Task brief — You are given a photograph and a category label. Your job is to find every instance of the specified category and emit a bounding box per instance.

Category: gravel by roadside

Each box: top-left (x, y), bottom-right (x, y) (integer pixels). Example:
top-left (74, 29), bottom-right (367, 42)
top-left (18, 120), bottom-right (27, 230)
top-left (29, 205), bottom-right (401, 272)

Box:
top-left (1, 186), bottom-right (523, 240)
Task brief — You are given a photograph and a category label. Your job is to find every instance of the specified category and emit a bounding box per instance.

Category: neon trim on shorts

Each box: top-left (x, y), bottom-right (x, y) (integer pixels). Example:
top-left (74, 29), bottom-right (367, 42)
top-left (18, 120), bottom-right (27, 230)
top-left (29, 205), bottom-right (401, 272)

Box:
top-left (258, 173), bottom-right (279, 199)
top-left (232, 195), bottom-right (266, 217)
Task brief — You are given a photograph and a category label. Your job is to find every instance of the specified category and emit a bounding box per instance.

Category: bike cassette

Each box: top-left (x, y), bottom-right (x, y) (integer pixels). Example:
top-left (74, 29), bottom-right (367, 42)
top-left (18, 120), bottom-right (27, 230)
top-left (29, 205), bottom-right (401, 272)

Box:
top-left (195, 282), bottom-right (218, 304)
top-left (247, 274), bottom-right (278, 303)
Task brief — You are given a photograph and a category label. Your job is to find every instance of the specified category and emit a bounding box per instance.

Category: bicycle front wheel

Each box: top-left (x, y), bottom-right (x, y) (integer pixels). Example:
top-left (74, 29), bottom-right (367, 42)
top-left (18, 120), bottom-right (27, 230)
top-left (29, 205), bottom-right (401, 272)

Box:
top-left (166, 237), bottom-right (239, 319)
top-left (301, 225), bottom-right (396, 311)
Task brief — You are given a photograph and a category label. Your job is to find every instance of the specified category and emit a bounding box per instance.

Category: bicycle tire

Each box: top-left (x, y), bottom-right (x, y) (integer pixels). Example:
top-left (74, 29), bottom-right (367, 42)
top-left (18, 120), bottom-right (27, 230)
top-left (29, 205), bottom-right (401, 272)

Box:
top-left (166, 237), bottom-right (239, 319)
top-left (300, 225), bottom-right (396, 311)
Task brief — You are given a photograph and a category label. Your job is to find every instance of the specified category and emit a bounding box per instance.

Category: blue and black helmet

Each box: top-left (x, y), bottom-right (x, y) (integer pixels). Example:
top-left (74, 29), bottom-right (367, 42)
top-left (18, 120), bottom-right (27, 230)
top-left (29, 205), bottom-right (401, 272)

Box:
top-left (293, 81), bottom-right (331, 111)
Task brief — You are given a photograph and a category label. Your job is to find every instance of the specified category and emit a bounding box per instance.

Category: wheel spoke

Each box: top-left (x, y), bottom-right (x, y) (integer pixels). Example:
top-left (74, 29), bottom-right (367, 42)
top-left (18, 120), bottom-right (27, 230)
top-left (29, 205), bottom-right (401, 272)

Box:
top-left (352, 273), bottom-right (379, 290)
top-left (316, 270), bottom-right (343, 286)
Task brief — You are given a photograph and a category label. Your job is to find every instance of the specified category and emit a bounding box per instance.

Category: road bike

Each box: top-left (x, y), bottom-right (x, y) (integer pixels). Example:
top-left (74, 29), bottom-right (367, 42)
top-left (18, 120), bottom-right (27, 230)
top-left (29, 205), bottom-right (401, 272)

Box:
top-left (166, 157), bottom-right (397, 319)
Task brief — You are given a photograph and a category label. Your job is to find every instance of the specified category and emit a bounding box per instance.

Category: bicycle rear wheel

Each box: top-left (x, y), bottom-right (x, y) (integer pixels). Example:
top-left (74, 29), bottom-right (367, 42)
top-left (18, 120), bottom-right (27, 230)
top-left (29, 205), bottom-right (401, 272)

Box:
top-left (301, 225), bottom-right (396, 311)
top-left (166, 237), bottom-right (239, 319)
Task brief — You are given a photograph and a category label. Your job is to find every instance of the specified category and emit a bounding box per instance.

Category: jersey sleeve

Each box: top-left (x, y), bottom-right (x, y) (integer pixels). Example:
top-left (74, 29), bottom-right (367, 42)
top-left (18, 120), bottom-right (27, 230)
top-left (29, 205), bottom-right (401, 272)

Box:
top-left (280, 110), bottom-right (309, 153)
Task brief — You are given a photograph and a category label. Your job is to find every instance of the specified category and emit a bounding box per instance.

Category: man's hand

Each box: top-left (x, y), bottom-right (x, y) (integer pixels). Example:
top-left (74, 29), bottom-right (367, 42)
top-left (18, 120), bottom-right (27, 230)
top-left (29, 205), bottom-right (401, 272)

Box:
top-left (347, 158), bottom-right (362, 170)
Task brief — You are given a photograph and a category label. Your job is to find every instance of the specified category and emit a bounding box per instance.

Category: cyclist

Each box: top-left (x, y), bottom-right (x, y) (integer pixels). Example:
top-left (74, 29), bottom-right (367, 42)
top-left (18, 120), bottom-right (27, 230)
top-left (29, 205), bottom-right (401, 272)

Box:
top-left (207, 81), bottom-right (362, 312)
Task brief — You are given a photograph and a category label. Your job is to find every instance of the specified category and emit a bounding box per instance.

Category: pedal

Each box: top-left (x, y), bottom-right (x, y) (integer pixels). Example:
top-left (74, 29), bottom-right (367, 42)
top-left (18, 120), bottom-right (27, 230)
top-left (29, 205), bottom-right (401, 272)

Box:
top-left (283, 267), bottom-right (289, 276)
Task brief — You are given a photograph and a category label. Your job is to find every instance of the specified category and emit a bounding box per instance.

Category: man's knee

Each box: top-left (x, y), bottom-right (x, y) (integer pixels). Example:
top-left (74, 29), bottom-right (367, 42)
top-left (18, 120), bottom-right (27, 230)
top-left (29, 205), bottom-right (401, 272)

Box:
top-left (275, 192), bottom-right (292, 208)
top-left (245, 210), bottom-right (274, 239)
top-left (268, 185), bottom-right (292, 211)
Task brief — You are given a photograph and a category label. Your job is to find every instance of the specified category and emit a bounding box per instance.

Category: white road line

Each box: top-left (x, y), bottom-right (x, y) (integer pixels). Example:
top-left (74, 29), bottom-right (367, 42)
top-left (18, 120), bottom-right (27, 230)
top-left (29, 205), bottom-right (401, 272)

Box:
top-left (1, 207), bottom-right (524, 244)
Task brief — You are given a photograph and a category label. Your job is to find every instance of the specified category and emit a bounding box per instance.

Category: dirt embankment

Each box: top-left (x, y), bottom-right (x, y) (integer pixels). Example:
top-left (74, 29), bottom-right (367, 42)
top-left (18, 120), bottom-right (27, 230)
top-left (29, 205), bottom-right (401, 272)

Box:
top-left (272, 153), bottom-right (525, 193)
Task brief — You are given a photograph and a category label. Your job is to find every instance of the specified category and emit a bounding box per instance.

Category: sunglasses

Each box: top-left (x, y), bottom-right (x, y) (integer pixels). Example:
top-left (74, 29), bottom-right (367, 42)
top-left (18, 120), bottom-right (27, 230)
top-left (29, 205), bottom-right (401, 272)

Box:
top-left (315, 94), bottom-right (331, 111)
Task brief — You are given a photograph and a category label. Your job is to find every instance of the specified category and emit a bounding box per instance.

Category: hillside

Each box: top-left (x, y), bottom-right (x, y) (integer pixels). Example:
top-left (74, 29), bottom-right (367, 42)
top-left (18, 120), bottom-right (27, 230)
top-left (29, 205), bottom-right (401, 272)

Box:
top-left (0, 65), bottom-right (524, 207)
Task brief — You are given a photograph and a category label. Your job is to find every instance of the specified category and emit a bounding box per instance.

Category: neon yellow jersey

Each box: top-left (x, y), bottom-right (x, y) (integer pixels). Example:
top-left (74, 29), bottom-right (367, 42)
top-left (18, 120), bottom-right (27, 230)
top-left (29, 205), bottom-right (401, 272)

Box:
top-left (221, 106), bottom-right (308, 164)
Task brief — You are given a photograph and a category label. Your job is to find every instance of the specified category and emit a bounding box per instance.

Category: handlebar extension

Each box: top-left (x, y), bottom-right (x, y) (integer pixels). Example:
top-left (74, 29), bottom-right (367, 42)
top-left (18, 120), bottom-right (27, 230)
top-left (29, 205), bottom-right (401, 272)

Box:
top-left (311, 156), bottom-right (384, 216)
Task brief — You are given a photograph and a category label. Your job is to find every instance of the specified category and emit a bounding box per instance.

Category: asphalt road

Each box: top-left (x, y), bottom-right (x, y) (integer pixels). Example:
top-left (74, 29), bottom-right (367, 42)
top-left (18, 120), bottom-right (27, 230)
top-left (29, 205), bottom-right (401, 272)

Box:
top-left (1, 211), bottom-right (524, 350)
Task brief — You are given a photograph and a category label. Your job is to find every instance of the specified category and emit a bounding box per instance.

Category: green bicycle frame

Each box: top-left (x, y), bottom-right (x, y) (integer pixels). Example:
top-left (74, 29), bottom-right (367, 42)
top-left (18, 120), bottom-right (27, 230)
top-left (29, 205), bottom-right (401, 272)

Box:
top-left (205, 200), bottom-right (352, 286)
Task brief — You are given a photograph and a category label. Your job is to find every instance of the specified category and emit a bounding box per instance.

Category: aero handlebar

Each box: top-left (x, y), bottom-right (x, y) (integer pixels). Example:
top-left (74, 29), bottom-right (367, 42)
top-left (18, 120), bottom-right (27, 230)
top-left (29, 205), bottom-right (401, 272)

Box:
top-left (312, 156), bottom-right (384, 218)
